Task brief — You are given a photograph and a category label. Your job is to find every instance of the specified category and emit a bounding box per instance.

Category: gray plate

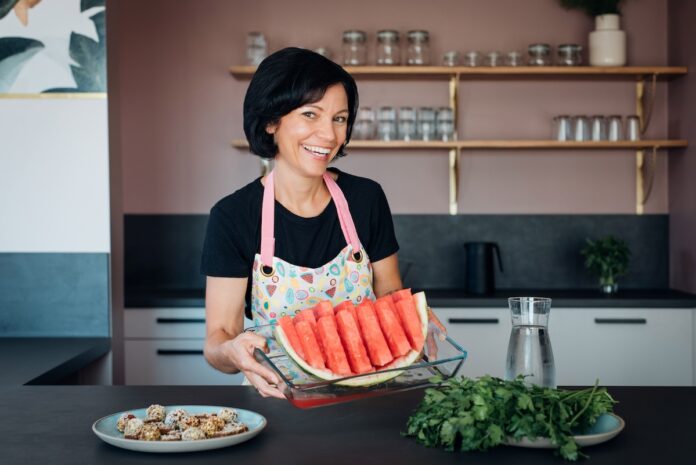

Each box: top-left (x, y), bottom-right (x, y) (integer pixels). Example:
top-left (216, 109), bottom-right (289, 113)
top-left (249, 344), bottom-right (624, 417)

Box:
top-left (504, 413), bottom-right (625, 448)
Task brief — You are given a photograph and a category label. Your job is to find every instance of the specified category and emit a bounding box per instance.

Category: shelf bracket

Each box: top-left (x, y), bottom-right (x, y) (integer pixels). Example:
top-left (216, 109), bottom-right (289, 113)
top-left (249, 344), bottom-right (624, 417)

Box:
top-left (635, 145), bottom-right (658, 214)
top-left (636, 74), bottom-right (657, 133)
top-left (449, 147), bottom-right (460, 215)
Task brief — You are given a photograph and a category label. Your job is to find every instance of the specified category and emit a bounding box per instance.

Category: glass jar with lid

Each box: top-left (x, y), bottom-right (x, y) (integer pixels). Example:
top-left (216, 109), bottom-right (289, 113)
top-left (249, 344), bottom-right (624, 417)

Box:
top-left (246, 32), bottom-right (267, 66)
top-left (406, 30), bottom-right (430, 65)
top-left (527, 43), bottom-right (551, 66)
top-left (343, 30), bottom-right (367, 66)
top-left (376, 30), bottom-right (400, 65)
top-left (557, 44), bottom-right (582, 66)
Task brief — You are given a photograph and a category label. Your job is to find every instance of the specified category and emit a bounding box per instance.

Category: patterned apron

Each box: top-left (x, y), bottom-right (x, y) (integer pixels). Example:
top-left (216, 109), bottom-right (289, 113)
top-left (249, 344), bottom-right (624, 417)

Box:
top-left (250, 170), bottom-right (375, 326)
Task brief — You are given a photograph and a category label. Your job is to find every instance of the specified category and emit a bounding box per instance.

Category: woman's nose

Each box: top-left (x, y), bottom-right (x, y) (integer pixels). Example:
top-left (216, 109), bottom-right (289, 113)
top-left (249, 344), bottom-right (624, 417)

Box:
top-left (316, 117), bottom-right (338, 142)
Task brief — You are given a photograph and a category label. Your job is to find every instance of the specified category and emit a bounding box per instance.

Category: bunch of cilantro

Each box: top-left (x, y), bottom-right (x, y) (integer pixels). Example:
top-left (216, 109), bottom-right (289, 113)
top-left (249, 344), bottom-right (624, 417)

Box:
top-left (404, 375), bottom-right (617, 461)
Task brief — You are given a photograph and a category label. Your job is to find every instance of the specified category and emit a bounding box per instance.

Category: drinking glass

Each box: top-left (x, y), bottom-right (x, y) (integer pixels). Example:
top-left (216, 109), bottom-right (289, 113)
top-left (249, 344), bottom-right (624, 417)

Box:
top-left (553, 115), bottom-right (573, 141)
top-left (353, 107), bottom-right (375, 140)
top-left (505, 297), bottom-right (556, 388)
top-left (398, 106), bottom-right (417, 141)
top-left (626, 115), bottom-right (641, 141)
top-left (377, 106), bottom-right (397, 141)
top-left (246, 32), bottom-right (267, 65)
top-left (417, 107), bottom-right (436, 141)
top-left (573, 115), bottom-right (590, 141)
top-left (590, 115), bottom-right (607, 141)
top-left (608, 115), bottom-right (623, 141)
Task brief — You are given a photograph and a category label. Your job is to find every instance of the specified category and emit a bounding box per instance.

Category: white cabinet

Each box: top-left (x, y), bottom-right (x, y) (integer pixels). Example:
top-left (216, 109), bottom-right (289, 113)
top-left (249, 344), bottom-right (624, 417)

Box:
top-left (124, 308), bottom-right (249, 385)
top-left (433, 307), bottom-right (511, 379)
top-left (434, 306), bottom-right (695, 386)
top-left (552, 308), bottom-right (693, 386)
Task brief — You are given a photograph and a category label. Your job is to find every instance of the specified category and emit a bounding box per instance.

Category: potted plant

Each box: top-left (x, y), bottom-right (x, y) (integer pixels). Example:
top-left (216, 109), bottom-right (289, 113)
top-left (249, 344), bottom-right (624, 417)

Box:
top-left (559, 0), bottom-right (627, 66)
top-left (581, 235), bottom-right (630, 294)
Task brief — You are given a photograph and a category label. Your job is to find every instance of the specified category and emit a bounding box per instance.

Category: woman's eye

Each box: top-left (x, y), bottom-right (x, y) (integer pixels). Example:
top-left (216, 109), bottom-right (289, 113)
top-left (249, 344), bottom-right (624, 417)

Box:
top-left (334, 115), bottom-right (348, 123)
top-left (302, 111), bottom-right (316, 118)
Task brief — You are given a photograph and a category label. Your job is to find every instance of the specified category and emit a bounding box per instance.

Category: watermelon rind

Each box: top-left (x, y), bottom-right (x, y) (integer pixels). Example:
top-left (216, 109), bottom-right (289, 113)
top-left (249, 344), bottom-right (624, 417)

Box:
top-left (275, 291), bottom-right (430, 387)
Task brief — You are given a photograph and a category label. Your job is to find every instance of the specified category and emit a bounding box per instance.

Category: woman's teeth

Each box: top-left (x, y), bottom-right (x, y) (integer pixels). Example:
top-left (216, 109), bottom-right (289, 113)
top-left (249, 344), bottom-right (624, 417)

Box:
top-left (302, 145), bottom-right (332, 156)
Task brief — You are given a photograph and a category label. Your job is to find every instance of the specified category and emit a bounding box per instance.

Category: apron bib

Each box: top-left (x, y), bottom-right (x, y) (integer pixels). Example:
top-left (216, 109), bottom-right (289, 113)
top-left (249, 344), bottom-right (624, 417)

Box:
top-left (250, 170), bottom-right (375, 326)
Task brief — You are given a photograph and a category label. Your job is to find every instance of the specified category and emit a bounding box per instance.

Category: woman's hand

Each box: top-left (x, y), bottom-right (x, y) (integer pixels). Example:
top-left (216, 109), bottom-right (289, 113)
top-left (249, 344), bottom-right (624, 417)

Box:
top-left (218, 332), bottom-right (285, 399)
top-left (426, 306), bottom-right (447, 359)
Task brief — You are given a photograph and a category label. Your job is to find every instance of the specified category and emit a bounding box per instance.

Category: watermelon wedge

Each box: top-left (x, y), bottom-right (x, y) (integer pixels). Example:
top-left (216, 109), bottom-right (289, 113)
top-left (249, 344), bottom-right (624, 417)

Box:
top-left (374, 299), bottom-right (412, 358)
top-left (314, 301), bottom-right (334, 320)
top-left (274, 291), bottom-right (431, 387)
top-left (334, 300), bottom-right (358, 322)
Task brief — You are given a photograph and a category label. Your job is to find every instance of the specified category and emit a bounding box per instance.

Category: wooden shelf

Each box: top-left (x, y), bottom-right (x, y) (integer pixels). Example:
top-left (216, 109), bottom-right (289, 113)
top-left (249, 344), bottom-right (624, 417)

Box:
top-left (231, 139), bottom-right (687, 150)
top-left (229, 65), bottom-right (687, 79)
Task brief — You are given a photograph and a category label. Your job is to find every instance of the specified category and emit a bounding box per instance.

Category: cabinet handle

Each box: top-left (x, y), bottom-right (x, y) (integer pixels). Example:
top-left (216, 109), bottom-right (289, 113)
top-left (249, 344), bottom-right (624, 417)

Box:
top-left (594, 318), bottom-right (647, 324)
top-left (156, 349), bottom-right (204, 355)
top-left (448, 318), bottom-right (500, 324)
top-left (156, 318), bottom-right (206, 324)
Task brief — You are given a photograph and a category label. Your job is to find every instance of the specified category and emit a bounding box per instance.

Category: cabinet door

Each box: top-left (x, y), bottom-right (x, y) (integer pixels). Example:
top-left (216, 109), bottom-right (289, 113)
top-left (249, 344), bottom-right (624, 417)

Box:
top-left (552, 308), bottom-right (693, 386)
top-left (125, 308), bottom-right (207, 339)
top-left (125, 339), bottom-right (244, 385)
top-left (433, 308), bottom-right (511, 378)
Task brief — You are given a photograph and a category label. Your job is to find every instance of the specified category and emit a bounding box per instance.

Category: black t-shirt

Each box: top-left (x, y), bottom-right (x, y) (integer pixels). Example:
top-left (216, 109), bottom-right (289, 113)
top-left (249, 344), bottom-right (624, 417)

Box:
top-left (200, 168), bottom-right (399, 314)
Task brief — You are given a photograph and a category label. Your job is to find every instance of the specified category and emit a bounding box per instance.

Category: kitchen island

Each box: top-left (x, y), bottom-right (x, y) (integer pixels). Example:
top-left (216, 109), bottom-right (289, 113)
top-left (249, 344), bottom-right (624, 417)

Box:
top-left (2, 385), bottom-right (693, 465)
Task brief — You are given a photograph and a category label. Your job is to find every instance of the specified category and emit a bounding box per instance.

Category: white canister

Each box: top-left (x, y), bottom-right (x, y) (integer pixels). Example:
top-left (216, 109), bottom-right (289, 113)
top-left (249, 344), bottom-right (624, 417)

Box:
top-left (589, 14), bottom-right (626, 66)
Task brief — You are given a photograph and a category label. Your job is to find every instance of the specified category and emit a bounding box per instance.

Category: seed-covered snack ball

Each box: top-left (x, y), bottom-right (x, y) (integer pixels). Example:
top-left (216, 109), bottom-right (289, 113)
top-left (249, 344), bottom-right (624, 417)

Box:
top-left (164, 408), bottom-right (187, 427)
top-left (217, 408), bottom-right (239, 423)
top-left (199, 417), bottom-right (225, 438)
top-left (145, 404), bottom-right (166, 422)
top-left (177, 415), bottom-right (200, 431)
top-left (181, 427), bottom-right (206, 441)
top-left (161, 432), bottom-right (182, 442)
top-left (123, 418), bottom-right (144, 439)
top-left (116, 413), bottom-right (135, 432)
top-left (139, 423), bottom-right (162, 441)
top-left (154, 421), bottom-right (174, 434)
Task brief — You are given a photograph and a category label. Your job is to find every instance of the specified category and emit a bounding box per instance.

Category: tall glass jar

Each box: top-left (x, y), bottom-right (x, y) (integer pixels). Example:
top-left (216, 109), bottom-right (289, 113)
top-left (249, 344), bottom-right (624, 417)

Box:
top-left (406, 30), bottom-right (430, 65)
top-left (376, 30), bottom-right (400, 65)
top-left (343, 30), bottom-right (367, 66)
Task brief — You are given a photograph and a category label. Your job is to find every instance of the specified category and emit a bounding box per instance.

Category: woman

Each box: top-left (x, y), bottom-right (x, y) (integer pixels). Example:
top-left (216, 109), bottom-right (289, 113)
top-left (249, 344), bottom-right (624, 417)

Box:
top-left (201, 48), bottom-right (403, 398)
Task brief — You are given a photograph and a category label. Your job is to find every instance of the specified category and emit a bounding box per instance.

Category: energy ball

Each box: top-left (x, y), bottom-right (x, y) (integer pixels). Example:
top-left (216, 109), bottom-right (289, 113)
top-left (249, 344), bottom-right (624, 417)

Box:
top-left (200, 417), bottom-right (225, 437)
top-left (177, 415), bottom-right (200, 431)
top-left (161, 432), bottom-right (182, 441)
top-left (123, 418), bottom-right (144, 439)
top-left (181, 427), bottom-right (206, 441)
top-left (145, 404), bottom-right (166, 422)
top-left (116, 413), bottom-right (135, 432)
top-left (217, 408), bottom-right (239, 423)
top-left (164, 408), bottom-right (187, 427)
top-left (139, 423), bottom-right (162, 441)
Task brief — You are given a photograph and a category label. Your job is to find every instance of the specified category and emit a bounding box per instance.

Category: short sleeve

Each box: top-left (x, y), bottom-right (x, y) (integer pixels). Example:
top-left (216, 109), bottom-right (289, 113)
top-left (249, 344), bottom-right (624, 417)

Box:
top-left (200, 204), bottom-right (251, 277)
top-left (366, 185), bottom-right (399, 262)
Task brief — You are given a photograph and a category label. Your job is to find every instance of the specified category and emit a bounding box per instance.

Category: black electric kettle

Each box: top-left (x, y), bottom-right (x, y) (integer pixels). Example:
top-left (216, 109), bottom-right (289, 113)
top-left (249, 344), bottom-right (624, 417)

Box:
top-left (463, 242), bottom-right (504, 294)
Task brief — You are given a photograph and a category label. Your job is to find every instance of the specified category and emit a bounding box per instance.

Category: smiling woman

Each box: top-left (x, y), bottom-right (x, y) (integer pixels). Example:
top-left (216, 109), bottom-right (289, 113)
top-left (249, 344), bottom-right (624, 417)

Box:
top-left (201, 47), bottom-right (404, 399)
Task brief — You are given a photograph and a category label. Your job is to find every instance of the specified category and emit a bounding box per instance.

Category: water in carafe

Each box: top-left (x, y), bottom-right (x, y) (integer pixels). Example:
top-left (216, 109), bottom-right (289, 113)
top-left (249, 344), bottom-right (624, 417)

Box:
top-left (504, 297), bottom-right (556, 388)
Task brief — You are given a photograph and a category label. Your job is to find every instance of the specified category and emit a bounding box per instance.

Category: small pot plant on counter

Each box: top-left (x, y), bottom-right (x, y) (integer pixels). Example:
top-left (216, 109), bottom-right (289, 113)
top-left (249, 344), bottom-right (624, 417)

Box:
top-left (581, 235), bottom-right (630, 294)
top-left (559, 0), bottom-right (628, 66)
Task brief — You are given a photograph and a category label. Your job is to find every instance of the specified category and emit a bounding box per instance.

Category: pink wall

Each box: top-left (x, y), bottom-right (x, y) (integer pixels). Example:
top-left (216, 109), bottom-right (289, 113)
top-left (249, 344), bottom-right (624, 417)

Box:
top-left (668, 0), bottom-right (696, 293)
top-left (109, 0), bottom-right (672, 214)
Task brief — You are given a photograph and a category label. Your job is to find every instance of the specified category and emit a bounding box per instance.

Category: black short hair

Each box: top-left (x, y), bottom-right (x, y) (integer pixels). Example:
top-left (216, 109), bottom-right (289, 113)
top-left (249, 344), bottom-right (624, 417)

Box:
top-left (243, 47), bottom-right (359, 159)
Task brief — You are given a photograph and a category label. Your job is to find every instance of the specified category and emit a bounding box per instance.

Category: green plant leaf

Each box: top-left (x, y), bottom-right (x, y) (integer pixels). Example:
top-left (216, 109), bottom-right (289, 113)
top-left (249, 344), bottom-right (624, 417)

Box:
top-left (0, 0), bottom-right (19, 20)
top-left (67, 32), bottom-right (106, 91)
top-left (0, 37), bottom-right (44, 92)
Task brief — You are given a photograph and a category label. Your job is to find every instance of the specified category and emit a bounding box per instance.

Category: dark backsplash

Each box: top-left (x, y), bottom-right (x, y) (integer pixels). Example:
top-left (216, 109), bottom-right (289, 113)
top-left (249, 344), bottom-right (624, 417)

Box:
top-left (124, 214), bottom-right (668, 292)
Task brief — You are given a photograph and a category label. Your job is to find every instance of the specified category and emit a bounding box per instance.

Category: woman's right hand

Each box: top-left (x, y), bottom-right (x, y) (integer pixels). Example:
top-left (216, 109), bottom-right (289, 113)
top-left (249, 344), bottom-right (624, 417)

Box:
top-left (220, 331), bottom-right (286, 399)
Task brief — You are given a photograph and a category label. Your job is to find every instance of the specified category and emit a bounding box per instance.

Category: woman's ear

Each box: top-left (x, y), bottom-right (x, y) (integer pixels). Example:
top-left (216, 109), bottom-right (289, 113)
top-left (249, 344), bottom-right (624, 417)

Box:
top-left (265, 123), bottom-right (277, 135)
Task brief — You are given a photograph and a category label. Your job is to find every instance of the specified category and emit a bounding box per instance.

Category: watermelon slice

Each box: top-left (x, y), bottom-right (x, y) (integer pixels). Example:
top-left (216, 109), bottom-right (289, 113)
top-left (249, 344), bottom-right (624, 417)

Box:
top-left (278, 315), bottom-right (305, 360)
top-left (335, 310), bottom-right (373, 374)
top-left (316, 315), bottom-right (352, 376)
top-left (395, 295), bottom-right (426, 352)
top-left (294, 320), bottom-right (326, 370)
top-left (374, 299), bottom-right (412, 358)
top-left (390, 288), bottom-right (412, 303)
top-left (356, 301), bottom-right (394, 367)
top-left (274, 292), bottom-right (430, 387)
top-left (334, 300), bottom-right (358, 322)
top-left (314, 301), bottom-right (334, 320)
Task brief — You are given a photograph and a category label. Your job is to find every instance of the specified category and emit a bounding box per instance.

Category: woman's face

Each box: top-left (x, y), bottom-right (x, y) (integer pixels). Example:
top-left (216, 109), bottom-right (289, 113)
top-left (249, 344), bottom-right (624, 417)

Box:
top-left (267, 83), bottom-right (349, 178)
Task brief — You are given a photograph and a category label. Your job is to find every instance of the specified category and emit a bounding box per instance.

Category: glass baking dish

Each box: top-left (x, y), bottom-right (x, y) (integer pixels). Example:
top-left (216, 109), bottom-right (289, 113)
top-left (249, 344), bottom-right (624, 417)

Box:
top-left (247, 322), bottom-right (467, 409)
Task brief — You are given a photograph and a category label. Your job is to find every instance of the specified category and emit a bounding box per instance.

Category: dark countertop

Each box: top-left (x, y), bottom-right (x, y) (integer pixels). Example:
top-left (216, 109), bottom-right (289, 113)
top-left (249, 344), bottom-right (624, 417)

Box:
top-left (125, 287), bottom-right (696, 308)
top-left (1, 385), bottom-right (694, 465)
top-left (0, 337), bottom-right (111, 385)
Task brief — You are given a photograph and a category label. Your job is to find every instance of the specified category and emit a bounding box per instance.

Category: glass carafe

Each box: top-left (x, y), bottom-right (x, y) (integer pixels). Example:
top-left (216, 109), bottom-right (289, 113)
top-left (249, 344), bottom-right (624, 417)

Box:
top-left (505, 297), bottom-right (556, 388)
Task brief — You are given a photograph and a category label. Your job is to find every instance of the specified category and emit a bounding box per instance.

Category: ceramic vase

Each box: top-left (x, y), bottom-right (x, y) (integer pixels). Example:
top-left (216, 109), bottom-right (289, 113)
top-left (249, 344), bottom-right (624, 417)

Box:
top-left (589, 14), bottom-right (626, 67)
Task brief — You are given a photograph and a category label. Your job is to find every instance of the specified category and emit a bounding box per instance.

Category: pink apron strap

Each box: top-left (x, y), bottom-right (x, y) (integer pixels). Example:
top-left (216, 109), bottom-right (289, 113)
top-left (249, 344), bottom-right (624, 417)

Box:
top-left (323, 172), bottom-right (362, 253)
top-left (260, 170), bottom-right (362, 268)
top-left (260, 171), bottom-right (276, 268)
